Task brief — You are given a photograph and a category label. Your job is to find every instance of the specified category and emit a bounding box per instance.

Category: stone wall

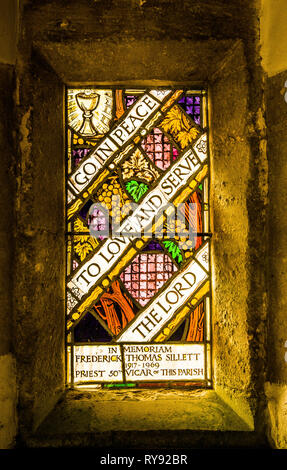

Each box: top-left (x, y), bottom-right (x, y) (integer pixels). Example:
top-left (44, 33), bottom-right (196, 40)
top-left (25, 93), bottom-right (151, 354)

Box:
top-left (13, 0), bottom-right (268, 447)
top-left (261, 0), bottom-right (287, 76)
top-left (260, 0), bottom-right (287, 449)
top-left (0, 0), bottom-right (286, 449)
top-left (210, 41), bottom-right (267, 431)
top-left (0, 63), bottom-right (17, 449)
top-left (265, 70), bottom-right (287, 449)
top-left (0, 0), bottom-right (18, 449)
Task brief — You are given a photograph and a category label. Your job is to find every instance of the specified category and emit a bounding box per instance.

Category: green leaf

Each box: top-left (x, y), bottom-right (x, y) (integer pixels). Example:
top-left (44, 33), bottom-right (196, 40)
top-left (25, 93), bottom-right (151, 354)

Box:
top-left (125, 180), bottom-right (149, 202)
top-left (171, 245), bottom-right (178, 257)
top-left (162, 240), bottom-right (183, 264)
top-left (163, 240), bottom-right (171, 249)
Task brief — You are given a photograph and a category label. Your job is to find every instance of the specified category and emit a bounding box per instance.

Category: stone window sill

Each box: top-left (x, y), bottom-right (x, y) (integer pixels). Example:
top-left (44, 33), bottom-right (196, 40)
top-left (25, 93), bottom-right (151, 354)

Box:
top-left (27, 388), bottom-right (254, 447)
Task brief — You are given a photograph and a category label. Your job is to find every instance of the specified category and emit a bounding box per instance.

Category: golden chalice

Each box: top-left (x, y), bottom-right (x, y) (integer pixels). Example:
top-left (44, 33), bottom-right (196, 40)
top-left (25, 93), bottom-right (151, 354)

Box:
top-left (76, 91), bottom-right (100, 136)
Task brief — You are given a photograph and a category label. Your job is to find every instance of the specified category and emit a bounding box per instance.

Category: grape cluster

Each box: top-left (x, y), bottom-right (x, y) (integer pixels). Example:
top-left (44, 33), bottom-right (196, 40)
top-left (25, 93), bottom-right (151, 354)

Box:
top-left (165, 219), bottom-right (194, 250)
top-left (96, 176), bottom-right (131, 223)
top-left (178, 237), bottom-right (194, 251)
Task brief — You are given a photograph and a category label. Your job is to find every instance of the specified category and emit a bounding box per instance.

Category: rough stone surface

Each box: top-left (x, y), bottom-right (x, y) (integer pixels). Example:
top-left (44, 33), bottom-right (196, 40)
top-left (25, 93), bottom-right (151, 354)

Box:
top-left (261, 0), bottom-right (287, 76)
top-left (0, 64), bottom-right (15, 357)
top-left (266, 69), bottom-right (287, 386)
top-left (211, 44), bottom-right (252, 394)
top-left (0, 0), bottom-right (17, 65)
top-left (0, 61), bottom-right (17, 448)
top-left (265, 69), bottom-right (287, 448)
top-left (35, 39), bottom-right (234, 84)
top-left (35, 389), bottom-right (251, 433)
top-left (25, 389), bottom-right (269, 448)
top-left (23, 0), bottom-right (256, 42)
top-left (14, 54), bottom-right (65, 436)
top-left (210, 39), bottom-right (268, 433)
top-left (0, 354), bottom-right (17, 448)
top-left (265, 383), bottom-right (287, 449)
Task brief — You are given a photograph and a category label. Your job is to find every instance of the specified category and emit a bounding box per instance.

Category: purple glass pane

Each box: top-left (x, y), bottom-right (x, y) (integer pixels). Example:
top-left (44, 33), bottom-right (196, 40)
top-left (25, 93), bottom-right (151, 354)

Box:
top-left (79, 200), bottom-right (94, 220)
top-left (125, 95), bottom-right (138, 108)
top-left (72, 148), bottom-right (90, 168)
top-left (88, 206), bottom-right (108, 240)
top-left (74, 312), bottom-right (112, 342)
top-left (73, 259), bottom-right (79, 270)
top-left (177, 94), bottom-right (201, 125)
top-left (143, 241), bottom-right (163, 251)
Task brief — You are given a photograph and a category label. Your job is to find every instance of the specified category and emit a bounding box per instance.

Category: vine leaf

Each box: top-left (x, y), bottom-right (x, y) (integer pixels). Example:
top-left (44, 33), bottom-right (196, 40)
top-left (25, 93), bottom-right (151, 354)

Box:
top-left (162, 240), bottom-right (183, 264)
top-left (161, 105), bottom-right (200, 149)
top-left (125, 180), bottom-right (149, 202)
top-left (74, 218), bottom-right (98, 261)
top-left (122, 148), bottom-right (159, 182)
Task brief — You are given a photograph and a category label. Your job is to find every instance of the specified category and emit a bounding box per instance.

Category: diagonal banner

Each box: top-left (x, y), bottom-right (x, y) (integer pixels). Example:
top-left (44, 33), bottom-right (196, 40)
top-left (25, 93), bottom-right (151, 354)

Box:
top-left (154, 279), bottom-right (210, 342)
top-left (67, 133), bottom-right (208, 305)
top-left (67, 90), bottom-right (178, 219)
top-left (66, 161), bottom-right (208, 330)
top-left (116, 242), bottom-right (209, 342)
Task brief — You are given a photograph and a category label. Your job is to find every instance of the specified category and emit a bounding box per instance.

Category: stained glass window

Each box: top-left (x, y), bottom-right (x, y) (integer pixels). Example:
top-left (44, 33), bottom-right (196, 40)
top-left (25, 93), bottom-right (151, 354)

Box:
top-left (66, 87), bottom-right (211, 388)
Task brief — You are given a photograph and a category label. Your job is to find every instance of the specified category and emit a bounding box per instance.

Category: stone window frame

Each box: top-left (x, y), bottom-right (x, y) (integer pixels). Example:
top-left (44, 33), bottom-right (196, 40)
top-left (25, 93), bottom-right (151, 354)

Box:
top-left (16, 38), bottom-right (260, 445)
